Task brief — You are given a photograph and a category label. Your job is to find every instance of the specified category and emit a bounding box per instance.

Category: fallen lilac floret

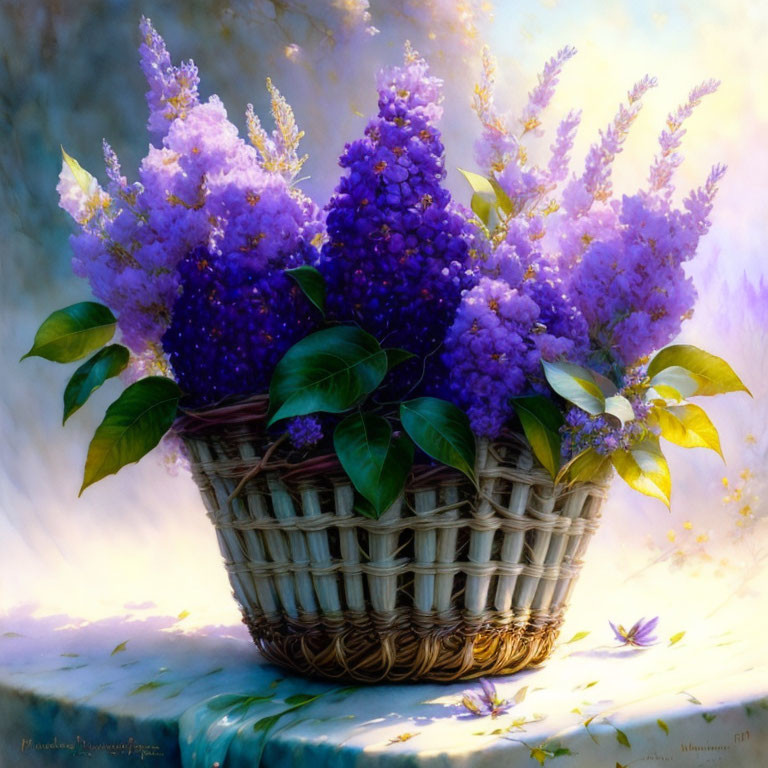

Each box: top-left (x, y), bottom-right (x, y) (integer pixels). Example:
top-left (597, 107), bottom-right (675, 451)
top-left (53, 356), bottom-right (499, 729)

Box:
top-left (610, 616), bottom-right (660, 647)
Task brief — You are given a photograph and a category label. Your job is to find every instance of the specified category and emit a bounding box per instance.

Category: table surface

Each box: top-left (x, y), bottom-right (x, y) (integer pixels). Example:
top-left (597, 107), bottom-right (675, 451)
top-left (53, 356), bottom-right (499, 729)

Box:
top-left (1, 593), bottom-right (767, 768)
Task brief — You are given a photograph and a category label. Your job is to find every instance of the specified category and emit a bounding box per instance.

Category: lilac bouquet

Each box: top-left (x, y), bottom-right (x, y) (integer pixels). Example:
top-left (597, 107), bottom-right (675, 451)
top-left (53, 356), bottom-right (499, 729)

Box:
top-left (23, 21), bottom-right (748, 515)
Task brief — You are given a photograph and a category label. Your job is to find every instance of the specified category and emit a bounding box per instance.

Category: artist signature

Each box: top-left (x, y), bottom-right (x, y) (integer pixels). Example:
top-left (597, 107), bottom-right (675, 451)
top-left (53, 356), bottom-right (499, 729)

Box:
top-left (20, 735), bottom-right (164, 760)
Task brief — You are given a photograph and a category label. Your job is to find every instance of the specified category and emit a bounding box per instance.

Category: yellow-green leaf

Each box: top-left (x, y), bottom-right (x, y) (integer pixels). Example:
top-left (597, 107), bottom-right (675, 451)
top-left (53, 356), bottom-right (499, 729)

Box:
top-left (130, 680), bottom-right (168, 695)
top-left (61, 146), bottom-right (97, 194)
top-left (111, 641), bottom-right (128, 656)
top-left (458, 168), bottom-right (500, 228)
top-left (556, 448), bottom-right (610, 485)
top-left (615, 728), bottom-right (630, 748)
top-left (647, 345), bottom-right (751, 397)
top-left (177, 610), bottom-right (190, 621)
top-left (668, 631), bottom-right (685, 646)
top-left (513, 686), bottom-right (528, 705)
top-left (542, 360), bottom-right (606, 415)
top-left (648, 366), bottom-right (699, 399)
top-left (655, 404), bottom-right (723, 459)
top-left (530, 748), bottom-right (548, 765)
top-left (565, 631), bottom-right (591, 644)
top-left (511, 395), bottom-right (563, 479)
top-left (611, 437), bottom-right (671, 507)
top-left (657, 719), bottom-right (669, 734)
top-left (604, 394), bottom-right (635, 426)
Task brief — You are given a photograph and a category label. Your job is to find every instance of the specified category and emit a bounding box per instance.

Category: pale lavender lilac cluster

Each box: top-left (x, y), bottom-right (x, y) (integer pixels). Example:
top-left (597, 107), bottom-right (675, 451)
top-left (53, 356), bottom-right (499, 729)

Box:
top-left (443, 46), bottom-right (723, 442)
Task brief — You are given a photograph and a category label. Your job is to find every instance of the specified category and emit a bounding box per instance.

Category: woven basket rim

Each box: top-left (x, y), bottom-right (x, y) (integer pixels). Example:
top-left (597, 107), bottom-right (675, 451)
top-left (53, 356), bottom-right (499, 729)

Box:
top-left (174, 393), bottom-right (612, 496)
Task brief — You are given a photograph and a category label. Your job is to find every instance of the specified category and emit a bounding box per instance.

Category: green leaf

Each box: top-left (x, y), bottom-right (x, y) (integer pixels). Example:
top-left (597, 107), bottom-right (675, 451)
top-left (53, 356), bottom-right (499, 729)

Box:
top-left (110, 641), bottom-right (128, 656)
top-left (130, 680), bottom-right (168, 695)
top-left (611, 437), bottom-right (671, 507)
top-left (353, 496), bottom-right (378, 519)
top-left (647, 345), bottom-right (751, 397)
top-left (284, 693), bottom-right (323, 707)
top-left (511, 396), bottom-right (563, 479)
top-left (615, 728), bottom-right (630, 748)
top-left (253, 714), bottom-right (282, 733)
top-left (657, 719), bottom-right (669, 735)
top-left (552, 748), bottom-right (572, 757)
top-left (565, 631), bottom-right (590, 644)
top-left (400, 397), bottom-right (476, 482)
top-left (80, 377), bottom-right (180, 495)
top-left (556, 448), bottom-right (610, 485)
top-left (702, 713), bottom-right (717, 723)
top-left (333, 413), bottom-right (414, 518)
top-left (654, 404), bottom-right (723, 458)
top-left (385, 347), bottom-right (416, 371)
top-left (22, 302), bottom-right (116, 363)
top-left (541, 360), bottom-right (606, 415)
top-left (268, 326), bottom-right (387, 426)
top-left (285, 265), bottom-right (326, 316)
top-left (603, 394), bottom-right (635, 427)
top-left (668, 631), bottom-right (686, 646)
top-left (61, 146), bottom-right (97, 194)
top-left (62, 344), bottom-right (129, 424)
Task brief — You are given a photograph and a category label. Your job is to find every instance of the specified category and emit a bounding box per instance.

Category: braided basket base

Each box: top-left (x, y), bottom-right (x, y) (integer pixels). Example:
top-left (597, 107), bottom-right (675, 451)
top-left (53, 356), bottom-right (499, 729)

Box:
top-left (243, 612), bottom-right (562, 683)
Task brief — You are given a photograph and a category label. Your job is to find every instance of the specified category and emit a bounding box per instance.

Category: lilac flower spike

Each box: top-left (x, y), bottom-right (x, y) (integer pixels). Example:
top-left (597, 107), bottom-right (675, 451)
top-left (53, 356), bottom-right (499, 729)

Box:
top-left (139, 16), bottom-right (200, 137)
top-left (648, 79), bottom-right (720, 196)
top-left (460, 678), bottom-right (514, 718)
top-left (519, 45), bottom-right (577, 136)
top-left (610, 616), bottom-right (660, 647)
top-left (563, 75), bottom-right (658, 215)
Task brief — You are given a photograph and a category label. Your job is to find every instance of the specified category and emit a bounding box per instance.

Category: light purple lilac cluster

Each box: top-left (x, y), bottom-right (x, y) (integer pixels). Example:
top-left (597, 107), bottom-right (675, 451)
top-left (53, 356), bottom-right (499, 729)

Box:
top-left (443, 46), bottom-right (723, 442)
top-left (58, 18), bottom-right (322, 405)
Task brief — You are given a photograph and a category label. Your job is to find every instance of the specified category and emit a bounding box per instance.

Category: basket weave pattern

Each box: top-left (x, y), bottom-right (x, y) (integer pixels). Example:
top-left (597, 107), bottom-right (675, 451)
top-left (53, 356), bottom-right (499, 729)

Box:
top-left (178, 399), bottom-right (607, 683)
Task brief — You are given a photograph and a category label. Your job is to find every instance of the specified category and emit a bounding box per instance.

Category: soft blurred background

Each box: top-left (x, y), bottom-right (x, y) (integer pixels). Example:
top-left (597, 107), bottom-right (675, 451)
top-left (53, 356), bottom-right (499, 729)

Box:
top-left (1, 0), bottom-right (766, 643)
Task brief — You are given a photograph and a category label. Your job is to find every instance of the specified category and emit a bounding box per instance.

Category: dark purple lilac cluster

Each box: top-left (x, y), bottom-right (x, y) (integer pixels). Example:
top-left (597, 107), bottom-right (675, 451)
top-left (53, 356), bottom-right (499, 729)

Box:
top-left (319, 47), bottom-right (470, 396)
top-left (162, 244), bottom-right (320, 406)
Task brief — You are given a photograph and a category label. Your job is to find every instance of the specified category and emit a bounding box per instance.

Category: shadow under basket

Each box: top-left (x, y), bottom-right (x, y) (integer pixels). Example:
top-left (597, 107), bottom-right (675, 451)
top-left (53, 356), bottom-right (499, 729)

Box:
top-left (175, 397), bottom-right (609, 683)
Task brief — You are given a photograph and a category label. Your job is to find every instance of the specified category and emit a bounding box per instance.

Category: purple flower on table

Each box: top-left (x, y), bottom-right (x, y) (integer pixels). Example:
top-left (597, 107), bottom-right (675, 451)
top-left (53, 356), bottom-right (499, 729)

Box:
top-left (609, 616), bottom-right (659, 647)
top-left (460, 678), bottom-right (514, 718)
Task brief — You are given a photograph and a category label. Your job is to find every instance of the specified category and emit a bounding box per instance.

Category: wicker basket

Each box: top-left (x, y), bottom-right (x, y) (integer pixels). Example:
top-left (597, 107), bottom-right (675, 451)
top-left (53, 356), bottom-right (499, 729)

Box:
top-left (175, 396), bottom-right (608, 683)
